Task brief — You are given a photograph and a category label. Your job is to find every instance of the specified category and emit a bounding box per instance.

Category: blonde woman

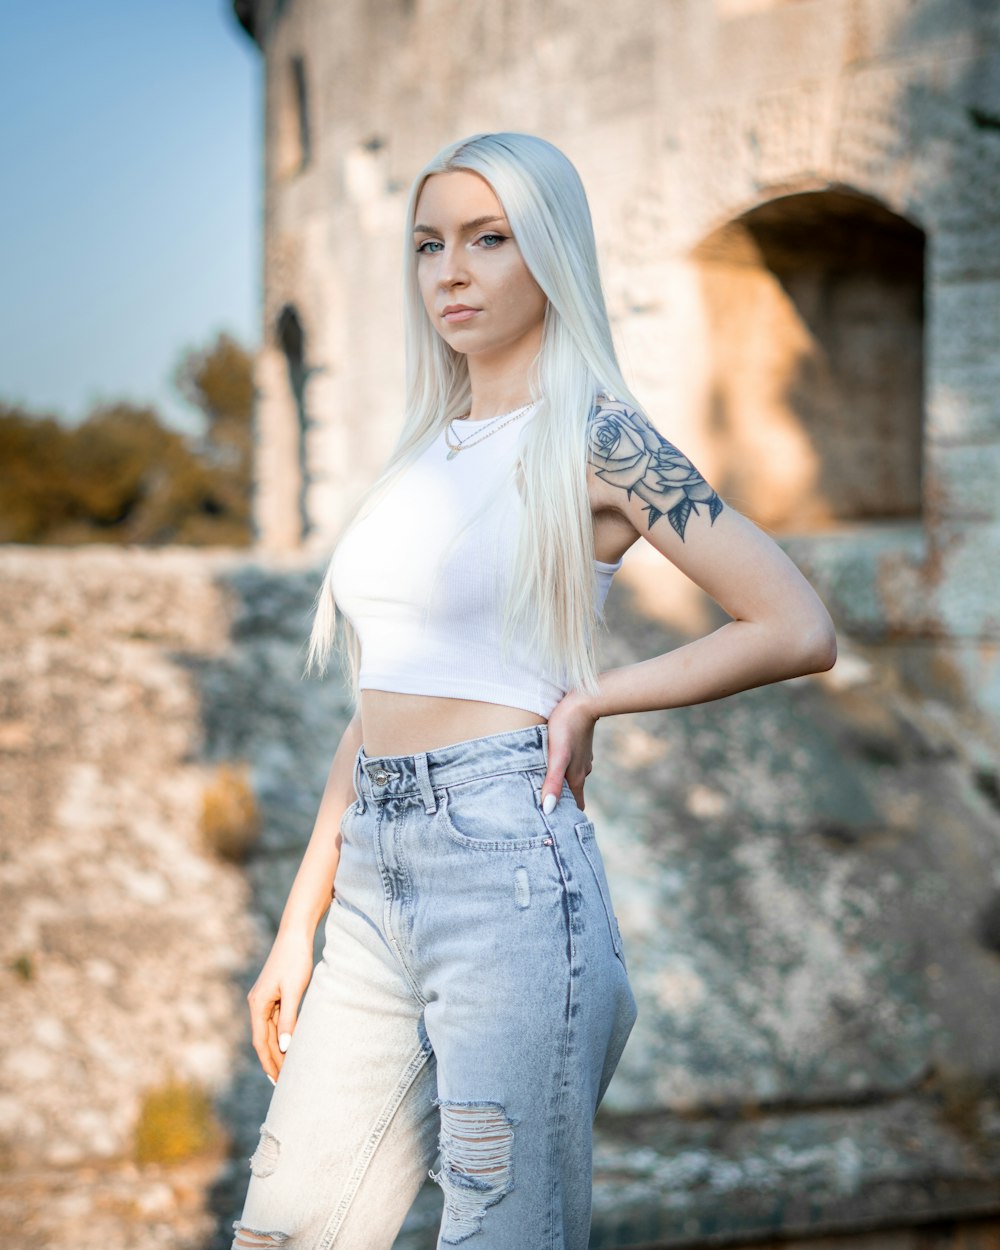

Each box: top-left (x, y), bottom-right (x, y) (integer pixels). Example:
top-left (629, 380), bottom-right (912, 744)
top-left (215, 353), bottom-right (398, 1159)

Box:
top-left (232, 132), bottom-right (836, 1250)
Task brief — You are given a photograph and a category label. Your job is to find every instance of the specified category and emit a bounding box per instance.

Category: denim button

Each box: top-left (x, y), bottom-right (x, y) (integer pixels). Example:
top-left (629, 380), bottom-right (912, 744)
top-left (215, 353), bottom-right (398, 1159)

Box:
top-left (371, 768), bottom-right (390, 786)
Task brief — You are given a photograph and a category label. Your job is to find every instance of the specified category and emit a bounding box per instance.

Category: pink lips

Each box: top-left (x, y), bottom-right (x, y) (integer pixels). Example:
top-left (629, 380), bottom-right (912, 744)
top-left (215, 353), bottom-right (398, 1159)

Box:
top-left (442, 306), bottom-right (479, 323)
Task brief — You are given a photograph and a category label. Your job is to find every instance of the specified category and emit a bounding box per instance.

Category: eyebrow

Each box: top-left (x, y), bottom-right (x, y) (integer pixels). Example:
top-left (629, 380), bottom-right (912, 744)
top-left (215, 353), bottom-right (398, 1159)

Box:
top-left (412, 214), bottom-right (508, 236)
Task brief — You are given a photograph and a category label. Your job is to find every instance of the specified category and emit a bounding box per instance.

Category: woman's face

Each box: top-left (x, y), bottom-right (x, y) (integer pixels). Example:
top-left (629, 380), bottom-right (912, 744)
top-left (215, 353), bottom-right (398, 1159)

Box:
top-left (412, 170), bottom-right (548, 364)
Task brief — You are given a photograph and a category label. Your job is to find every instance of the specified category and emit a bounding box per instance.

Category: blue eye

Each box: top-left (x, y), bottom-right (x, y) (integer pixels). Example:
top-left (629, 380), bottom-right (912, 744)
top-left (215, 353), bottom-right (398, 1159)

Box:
top-left (415, 239), bottom-right (443, 254)
top-left (478, 233), bottom-right (506, 248)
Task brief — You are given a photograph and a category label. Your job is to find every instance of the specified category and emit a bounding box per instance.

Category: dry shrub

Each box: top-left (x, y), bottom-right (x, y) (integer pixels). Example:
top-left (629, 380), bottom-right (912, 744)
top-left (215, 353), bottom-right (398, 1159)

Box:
top-left (200, 763), bottom-right (260, 863)
top-left (10, 953), bottom-right (33, 981)
top-left (133, 1078), bottom-right (222, 1165)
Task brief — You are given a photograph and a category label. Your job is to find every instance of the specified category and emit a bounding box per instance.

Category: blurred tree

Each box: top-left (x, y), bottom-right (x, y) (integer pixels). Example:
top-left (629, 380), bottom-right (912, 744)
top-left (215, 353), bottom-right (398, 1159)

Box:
top-left (0, 406), bottom-right (78, 542)
top-left (171, 330), bottom-right (252, 505)
top-left (0, 332), bottom-right (256, 546)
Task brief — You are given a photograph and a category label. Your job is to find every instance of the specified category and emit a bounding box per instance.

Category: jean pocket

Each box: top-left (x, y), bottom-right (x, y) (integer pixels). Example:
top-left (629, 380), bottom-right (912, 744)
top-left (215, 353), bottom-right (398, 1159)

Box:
top-left (527, 769), bottom-right (586, 821)
top-left (439, 774), bottom-right (554, 852)
top-left (574, 820), bottom-right (625, 964)
top-left (338, 798), bottom-right (362, 838)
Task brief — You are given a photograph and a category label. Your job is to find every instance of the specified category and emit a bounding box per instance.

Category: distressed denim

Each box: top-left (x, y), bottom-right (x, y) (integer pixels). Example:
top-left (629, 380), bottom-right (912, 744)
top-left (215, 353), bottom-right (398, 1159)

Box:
top-left (232, 723), bottom-right (637, 1250)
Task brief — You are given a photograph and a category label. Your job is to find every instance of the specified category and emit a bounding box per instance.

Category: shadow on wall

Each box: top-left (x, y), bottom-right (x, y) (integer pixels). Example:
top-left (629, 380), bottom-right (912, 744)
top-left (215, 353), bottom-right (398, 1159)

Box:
top-left (275, 303), bottom-right (313, 545)
top-left (175, 558), bottom-right (357, 1247)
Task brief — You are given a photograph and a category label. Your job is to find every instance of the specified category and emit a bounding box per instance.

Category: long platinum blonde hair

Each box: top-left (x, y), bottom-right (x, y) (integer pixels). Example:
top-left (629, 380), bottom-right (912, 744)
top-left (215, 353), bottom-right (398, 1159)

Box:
top-left (304, 131), bottom-right (642, 703)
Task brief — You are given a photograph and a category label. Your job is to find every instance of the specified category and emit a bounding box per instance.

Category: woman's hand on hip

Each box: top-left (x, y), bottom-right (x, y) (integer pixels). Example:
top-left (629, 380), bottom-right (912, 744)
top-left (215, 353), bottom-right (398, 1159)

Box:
top-left (247, 928), bottom-right (314, 1082)
top-left (540, 690), bottom-right (598, 815)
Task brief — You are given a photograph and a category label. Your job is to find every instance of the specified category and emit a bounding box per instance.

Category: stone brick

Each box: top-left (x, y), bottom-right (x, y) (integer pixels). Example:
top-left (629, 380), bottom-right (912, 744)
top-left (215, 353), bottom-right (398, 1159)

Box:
top-left (924, 441), bottom-right (1000, 521)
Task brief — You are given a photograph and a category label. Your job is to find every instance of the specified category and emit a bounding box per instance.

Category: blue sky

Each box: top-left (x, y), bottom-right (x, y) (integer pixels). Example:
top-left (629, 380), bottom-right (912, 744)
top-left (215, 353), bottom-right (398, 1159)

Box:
top-left (0, 2), bottom-right (260, 436)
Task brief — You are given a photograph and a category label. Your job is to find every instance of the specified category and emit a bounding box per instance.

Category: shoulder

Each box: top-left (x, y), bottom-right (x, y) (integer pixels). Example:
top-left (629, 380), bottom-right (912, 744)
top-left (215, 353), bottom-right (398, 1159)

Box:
top-left (585, 394), bottom-right (724, 542)
top-left (586, 394), bottom-right (644, 451)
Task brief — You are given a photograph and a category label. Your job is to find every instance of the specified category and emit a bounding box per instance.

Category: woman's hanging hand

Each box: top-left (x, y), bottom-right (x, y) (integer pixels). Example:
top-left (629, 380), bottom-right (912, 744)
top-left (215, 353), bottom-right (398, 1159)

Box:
top-left (247, 928), bottom-right (315, 1083)
top-left (540, 690), bottom-right (598, 815)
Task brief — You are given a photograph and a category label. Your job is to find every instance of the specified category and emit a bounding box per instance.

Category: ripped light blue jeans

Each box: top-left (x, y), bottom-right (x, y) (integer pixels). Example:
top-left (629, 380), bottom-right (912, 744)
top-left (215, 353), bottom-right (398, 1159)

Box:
top-left (232, 723), bottom-right (637, 1250)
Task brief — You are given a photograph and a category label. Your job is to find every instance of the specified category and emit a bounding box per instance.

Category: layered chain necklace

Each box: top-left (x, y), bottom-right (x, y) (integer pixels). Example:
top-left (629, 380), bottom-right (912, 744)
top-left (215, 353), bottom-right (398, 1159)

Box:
top-left (444, 400), bottom-right (538, 460)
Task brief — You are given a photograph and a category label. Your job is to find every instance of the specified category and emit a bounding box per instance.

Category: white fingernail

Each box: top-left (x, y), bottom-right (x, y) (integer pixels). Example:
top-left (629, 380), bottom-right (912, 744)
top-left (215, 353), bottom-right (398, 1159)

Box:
top-left (267, 1073), bottom-right (276, 1086)
top-left (542, 793), bottom-right (557, 815)
top-left (278, 1033), bottom-right (291, 1053)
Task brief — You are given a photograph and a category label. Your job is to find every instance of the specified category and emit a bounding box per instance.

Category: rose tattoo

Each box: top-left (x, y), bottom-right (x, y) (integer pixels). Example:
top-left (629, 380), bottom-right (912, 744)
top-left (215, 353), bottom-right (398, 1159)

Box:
top-left (588, 402), bottom-right (723, 540)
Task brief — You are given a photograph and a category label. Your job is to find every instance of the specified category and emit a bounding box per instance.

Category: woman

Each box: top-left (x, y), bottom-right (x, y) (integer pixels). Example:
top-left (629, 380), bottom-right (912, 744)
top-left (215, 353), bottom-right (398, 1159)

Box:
top-left (233, 132), bottom-right (836, 1250)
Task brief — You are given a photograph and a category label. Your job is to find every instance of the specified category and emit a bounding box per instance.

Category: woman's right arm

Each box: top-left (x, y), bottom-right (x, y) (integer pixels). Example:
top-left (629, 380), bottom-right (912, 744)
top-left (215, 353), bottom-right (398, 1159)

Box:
top-left (247, 709), bottom-right (364, 1081)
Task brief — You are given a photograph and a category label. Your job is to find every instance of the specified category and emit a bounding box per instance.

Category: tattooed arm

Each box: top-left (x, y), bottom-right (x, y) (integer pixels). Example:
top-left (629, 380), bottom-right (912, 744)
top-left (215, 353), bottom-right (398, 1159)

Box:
top-left (588, 398), bottom-right (726, 540)
top-left (541, 398), bottom-right (837, 810)
top-left (578, 399), bottom-right (836, 718)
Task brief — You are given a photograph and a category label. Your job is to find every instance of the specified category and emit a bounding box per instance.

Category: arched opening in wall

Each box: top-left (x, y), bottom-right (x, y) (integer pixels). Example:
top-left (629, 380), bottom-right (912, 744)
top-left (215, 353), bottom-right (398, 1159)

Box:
top-left (276, 54), bottom-right (310, 180)
top-left (691, 189), bottom-right (925, 531)
top-left (276, 303), bottom-right (311, 542)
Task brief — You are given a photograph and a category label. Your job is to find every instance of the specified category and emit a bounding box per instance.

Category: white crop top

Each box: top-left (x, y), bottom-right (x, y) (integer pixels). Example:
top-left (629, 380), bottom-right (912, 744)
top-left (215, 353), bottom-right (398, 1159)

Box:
top-left (328, 403), bottom-right (622, 718)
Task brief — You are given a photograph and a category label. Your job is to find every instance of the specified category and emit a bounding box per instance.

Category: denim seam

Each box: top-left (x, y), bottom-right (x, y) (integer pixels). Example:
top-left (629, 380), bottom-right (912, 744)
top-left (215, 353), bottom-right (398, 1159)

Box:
top-left (436, 762), bottom-right (546, 786)
top-left (314, 1034), bottom-right (433, 1250)
top-left (387, 933), bottom-right (429, 1007)
top-left (574, 821), bottom-right (624, 959)
top-left (542, 822), bottom-right (576, 1250)
top-left (372, 809), bottom-right (430, 1007)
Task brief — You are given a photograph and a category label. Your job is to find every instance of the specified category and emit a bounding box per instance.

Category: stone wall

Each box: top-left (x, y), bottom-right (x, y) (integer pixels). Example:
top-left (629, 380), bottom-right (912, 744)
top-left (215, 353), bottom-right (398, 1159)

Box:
top-left (0, 546), bottom-right (349, 1249)
top-left (4, 544), bottom-right (1000, 1247)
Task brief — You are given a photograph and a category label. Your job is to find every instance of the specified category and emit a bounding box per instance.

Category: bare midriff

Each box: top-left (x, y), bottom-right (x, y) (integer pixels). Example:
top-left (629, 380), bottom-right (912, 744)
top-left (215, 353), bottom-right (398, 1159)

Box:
top-left (359, 689), bottom-right (546, 758)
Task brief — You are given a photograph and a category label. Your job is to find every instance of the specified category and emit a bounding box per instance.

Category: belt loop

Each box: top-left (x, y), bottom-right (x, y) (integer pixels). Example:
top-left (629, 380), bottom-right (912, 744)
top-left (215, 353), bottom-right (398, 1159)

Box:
top-left (352, 749), bottom-right (367, 813)
top-left (539, 722), bottom-right (549, 766)
top-left (414, 751), bottom-right (436, 814)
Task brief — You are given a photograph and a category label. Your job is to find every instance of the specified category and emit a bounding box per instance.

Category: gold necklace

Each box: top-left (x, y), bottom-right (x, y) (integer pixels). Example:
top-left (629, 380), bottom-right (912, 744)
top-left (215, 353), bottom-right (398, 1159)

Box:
top-left (444, 401), bottom-right (537, 460)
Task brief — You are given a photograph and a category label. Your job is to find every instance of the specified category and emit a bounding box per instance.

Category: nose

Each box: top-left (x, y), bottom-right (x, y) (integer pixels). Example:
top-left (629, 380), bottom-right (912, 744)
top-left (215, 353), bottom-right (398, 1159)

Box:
top-left (436, 243), bottom-right (470, 290)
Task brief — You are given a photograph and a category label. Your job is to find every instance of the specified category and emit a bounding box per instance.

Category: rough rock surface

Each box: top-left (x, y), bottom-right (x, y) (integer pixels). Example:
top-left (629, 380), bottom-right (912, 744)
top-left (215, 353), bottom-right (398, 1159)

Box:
top-left (2, 545), bottom-right (1000, 1250)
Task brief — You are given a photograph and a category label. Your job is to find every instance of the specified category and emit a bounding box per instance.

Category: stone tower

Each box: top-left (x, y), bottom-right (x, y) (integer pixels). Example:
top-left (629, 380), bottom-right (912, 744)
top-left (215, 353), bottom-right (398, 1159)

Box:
top-left (233, 0), bottom-right (1000, 730)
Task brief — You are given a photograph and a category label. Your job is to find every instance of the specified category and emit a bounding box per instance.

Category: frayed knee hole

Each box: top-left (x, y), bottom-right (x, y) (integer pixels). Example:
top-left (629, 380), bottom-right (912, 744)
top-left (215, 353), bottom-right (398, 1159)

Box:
top-left (231, 1222), bottom-right (289, 1248)
top-left (248, 1125), bottom-right (280, 1179)
top-left (431, 1101), bottom-right (515, 1242)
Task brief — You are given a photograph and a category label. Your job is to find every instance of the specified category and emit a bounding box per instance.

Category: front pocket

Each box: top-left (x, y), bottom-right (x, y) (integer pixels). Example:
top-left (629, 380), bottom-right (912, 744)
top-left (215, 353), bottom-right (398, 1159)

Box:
top-left (574, 820), bottom-right (625, 960)
top-left (439, 774), bottom-right (554, 852)
top-left (337, 797), bottom-right (364, 841)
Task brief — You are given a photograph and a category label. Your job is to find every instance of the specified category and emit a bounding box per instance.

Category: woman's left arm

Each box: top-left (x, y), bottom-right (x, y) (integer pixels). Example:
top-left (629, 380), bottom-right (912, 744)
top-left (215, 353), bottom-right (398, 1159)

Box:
top-left (541, 400), bottom-right (838, 812)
